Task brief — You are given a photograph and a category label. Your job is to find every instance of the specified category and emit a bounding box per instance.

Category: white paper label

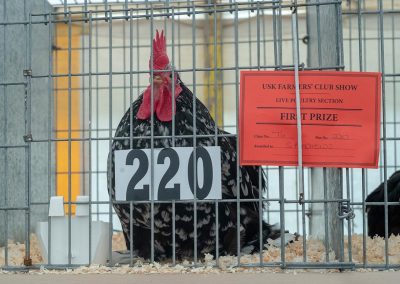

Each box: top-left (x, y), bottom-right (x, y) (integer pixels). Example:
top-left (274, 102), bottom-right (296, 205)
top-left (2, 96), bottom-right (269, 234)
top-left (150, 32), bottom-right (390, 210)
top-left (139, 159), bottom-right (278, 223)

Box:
top-left (115, 146), bottom-right (222, 201)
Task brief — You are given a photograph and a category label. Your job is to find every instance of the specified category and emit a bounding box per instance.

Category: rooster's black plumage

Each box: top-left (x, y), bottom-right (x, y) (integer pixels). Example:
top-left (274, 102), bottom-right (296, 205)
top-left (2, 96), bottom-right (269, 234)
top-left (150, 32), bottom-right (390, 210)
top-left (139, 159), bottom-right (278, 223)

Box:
top-left (107, 30), bottom-right (281, 260)
top-left (366, 170), bottom-right (400, 238)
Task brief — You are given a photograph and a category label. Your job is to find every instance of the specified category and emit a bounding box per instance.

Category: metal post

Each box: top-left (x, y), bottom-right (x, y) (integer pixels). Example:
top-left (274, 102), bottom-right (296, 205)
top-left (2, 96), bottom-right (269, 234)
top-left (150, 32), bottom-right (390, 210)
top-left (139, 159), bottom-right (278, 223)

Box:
top-left (1, 0), bottom-right (52, 251)
top-left (306, 0), bottom-right (343, 261)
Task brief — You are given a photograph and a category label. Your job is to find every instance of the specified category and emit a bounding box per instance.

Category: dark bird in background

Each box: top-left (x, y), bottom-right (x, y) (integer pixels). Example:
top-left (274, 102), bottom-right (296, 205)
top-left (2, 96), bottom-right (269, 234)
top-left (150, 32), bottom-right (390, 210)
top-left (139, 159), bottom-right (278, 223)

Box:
top-left (108, 30), bottom-right (281, 260)
top-left (366, 170), bottom-right (400, 238)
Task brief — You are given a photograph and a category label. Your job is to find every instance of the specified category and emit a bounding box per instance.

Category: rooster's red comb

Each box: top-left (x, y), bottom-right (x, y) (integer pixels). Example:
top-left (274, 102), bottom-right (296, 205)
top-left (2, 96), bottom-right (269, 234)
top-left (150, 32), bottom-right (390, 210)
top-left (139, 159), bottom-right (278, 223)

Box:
top-left (150, 30), bottom-right (170, 72)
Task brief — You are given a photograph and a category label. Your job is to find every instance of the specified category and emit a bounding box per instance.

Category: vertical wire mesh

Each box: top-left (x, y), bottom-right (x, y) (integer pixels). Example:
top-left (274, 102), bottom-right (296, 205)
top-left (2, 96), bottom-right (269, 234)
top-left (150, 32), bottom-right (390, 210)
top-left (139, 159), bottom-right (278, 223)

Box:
top-left (47, 7), bottom-right (53, 266)
top-left (0, 0), bottom-right (400, 271)
top-left (2, 0), bottom-right (9, 267)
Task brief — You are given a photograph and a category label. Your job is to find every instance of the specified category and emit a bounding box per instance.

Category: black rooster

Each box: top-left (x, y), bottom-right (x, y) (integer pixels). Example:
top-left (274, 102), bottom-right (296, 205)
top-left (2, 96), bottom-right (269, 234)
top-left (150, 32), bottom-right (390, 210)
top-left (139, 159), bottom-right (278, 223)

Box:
top-left (366, 170), bottom-right (400, 238)
top-left (108, 30), bottom-right (281, 260)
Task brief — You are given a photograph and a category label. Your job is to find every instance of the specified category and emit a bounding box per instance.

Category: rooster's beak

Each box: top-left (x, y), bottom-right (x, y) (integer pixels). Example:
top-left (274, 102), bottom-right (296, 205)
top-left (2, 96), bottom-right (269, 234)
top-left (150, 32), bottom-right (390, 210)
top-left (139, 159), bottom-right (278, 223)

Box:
top-left (152, 75), bottom-right (163, 86)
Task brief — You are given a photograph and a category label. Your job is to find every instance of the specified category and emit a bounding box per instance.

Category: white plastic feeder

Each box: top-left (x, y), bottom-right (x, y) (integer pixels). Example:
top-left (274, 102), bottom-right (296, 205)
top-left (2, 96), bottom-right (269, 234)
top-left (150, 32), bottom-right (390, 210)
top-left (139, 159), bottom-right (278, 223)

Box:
top-left (36, 196), bottom-right (110, 265)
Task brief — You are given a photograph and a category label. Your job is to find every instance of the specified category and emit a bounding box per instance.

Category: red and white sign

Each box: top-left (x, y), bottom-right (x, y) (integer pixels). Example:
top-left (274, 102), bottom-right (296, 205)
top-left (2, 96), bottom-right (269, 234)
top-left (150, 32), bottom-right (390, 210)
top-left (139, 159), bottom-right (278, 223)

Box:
top-left (239, 71), bottom-right (381, 168)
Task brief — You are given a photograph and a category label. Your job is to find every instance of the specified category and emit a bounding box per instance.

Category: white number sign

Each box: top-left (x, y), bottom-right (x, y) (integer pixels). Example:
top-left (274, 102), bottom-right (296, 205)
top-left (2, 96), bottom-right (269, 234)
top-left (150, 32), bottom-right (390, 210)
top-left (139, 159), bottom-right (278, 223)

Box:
top-left (114, 146), bottom-right (222, 201)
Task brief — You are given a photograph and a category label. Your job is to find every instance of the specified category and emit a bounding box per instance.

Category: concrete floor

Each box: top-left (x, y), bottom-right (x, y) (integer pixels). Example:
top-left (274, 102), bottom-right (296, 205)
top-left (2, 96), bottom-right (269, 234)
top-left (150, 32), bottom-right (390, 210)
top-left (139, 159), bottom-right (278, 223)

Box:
top-left (0, 271), bottom-right (399, 284)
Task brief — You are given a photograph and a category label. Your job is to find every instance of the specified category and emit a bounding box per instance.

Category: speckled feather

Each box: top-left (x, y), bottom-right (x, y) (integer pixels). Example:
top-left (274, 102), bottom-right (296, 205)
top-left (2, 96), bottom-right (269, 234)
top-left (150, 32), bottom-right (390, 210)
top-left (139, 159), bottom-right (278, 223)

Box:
top-left (108, 81), bottom-right (279, 260)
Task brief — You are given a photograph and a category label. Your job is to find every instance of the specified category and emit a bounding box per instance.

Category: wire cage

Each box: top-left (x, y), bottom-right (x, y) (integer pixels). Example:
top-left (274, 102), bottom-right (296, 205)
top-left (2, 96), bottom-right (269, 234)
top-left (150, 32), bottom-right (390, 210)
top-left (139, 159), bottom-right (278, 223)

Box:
top-left (0, 0), bottom-right (400, 271)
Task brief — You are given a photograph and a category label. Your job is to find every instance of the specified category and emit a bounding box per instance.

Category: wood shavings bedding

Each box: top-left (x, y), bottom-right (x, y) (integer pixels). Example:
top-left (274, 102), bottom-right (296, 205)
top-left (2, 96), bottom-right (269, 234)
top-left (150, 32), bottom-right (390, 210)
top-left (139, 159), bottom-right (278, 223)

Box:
top-left (1, 233), bottom-right (400, 274)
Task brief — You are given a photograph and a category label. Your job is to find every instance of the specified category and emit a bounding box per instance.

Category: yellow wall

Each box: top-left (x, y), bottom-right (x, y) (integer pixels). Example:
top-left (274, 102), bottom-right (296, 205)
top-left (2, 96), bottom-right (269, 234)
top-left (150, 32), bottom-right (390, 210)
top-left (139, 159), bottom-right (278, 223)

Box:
top-left (54, 23), bottom-right (81, 213)
top-left (204, 16), bottom-right (223, 127)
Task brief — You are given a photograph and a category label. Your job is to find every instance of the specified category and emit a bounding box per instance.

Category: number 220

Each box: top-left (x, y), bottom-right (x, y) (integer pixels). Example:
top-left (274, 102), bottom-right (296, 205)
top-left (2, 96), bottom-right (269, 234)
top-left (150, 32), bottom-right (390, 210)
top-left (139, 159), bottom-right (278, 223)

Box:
top-left (125, 148), bottom-right (214, 201)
